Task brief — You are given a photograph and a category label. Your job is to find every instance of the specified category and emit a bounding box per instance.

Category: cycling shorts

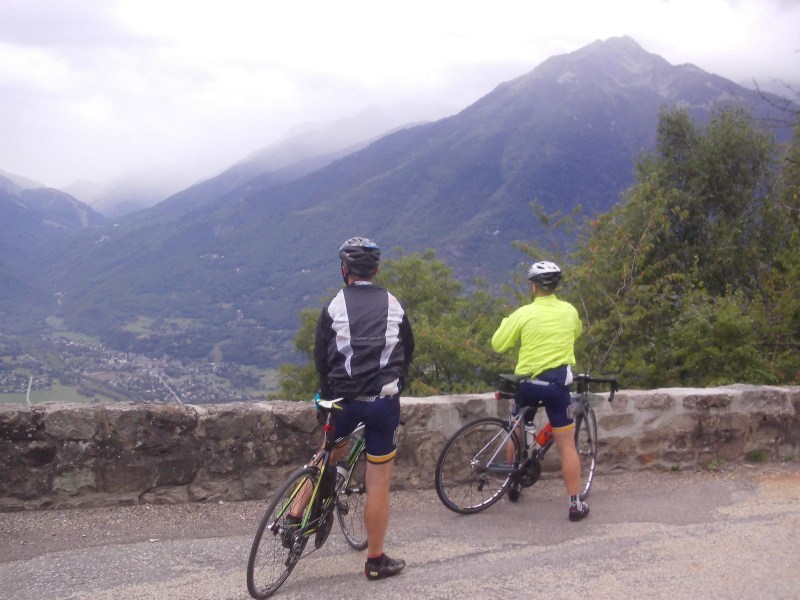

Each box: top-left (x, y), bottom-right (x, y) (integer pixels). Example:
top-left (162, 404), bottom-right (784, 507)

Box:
top-left (515, 365), bottom-right (575, 431)
top-left (332, 393), bottom-right (401, 464)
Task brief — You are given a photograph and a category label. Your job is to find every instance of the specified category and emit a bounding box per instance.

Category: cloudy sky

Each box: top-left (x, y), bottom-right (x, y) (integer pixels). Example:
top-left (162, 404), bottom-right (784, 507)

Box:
top-left (1, 0), bottom-right (798, 190)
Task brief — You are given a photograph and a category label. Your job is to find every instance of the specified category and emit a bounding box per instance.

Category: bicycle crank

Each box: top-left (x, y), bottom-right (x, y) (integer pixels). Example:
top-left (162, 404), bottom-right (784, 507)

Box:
top-left (517, 458), bottom-right (541, 488)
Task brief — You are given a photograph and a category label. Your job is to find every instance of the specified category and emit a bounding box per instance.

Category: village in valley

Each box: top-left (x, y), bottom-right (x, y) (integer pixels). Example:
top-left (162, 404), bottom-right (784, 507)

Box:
top-left (0, 333), bottom-right (277, 405)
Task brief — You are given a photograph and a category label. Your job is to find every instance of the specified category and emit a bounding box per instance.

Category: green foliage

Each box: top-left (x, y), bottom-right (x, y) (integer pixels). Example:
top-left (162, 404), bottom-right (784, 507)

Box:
top-left (271, 307), bottom-right (320, 400)
top-left (277, 250), bottom-right (512, 399)
top-left (273, 362), bottom-right (318, 401)
top-left (553, 106), bottom-right (800, 386)
top-left (376, 250), bottom-right (512, 395)
top-left (278, 107), bottom-right (800, 393)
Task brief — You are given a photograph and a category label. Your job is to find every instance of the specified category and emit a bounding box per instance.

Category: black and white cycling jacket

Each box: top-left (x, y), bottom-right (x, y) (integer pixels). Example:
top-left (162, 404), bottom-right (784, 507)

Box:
top-left (314, 282), bottom-right (414, 400)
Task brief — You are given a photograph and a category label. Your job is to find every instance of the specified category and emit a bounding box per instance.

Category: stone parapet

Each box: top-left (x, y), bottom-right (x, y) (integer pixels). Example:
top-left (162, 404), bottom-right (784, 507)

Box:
top-left (1, 385), bottom-right (797, 511)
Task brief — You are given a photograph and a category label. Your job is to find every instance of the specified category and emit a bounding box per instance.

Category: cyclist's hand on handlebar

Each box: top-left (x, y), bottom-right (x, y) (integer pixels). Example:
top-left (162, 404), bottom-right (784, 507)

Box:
top-left (312, 391), bottom-right (328, 426)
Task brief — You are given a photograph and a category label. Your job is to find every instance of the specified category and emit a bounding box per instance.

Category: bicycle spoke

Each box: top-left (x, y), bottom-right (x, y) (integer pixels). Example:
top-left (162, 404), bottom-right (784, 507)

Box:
top-left (435, 418), bottom-right (519, 514)
top-left (336, 446), bottom-right (368, 550)
top-left (247, 468), bottom-right (316, 599)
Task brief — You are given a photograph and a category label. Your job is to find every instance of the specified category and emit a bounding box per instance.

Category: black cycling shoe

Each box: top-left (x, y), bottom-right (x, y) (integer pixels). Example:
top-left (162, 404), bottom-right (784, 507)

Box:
top-left (569, 500), bottom-right (590, 521)
top-left (365, 554), bottom-right (406, 580)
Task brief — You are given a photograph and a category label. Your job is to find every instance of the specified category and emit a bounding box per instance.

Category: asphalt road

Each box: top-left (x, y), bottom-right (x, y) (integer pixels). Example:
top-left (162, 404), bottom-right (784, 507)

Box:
top-left (2, 462), bottom-right (799, 600)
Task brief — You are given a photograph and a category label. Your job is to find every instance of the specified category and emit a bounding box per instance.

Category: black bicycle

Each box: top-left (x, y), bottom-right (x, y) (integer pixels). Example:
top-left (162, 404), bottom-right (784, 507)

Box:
top-left (246, 398), bottom-right (368, 598)
top-left (435, 373), bottom-right (618, 514)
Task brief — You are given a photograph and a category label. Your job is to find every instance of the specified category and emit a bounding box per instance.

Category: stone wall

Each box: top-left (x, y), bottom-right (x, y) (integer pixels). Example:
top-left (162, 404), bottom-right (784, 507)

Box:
top-left (1, 384), bottom-right (798, 511)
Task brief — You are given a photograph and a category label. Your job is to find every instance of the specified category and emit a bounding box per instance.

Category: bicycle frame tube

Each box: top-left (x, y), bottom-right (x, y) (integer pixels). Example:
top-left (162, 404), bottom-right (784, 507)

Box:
top-left (294, 403), bottom-right (365, 533)
top-left (337, 423), bottom-right (365, 464)
top-left (299, 463), bottom-right (327, 529)
top-left (345, 437), bottom-right (365, 467)
top-left (277, 480), bottom-right (311, 526)
top-left (480, 415), bottom-right (524, 475)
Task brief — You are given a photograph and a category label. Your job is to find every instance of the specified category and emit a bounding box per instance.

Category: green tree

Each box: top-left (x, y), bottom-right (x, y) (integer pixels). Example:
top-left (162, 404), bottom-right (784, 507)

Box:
top-left (276, 250), bottom-right (512, 399)
top-left (558, 106), bottom-right (798, 387)
top-left (274, 307), bottom-right (320, 400)
top-left (377, 250), bottom-right (511, 394)
top-left (749, 117), bottom-right (800, 380)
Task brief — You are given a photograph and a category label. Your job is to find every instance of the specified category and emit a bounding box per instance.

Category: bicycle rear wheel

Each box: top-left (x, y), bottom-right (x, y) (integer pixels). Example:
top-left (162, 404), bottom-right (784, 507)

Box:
top-left (574, 407), bottom-right (598, 500)
top-left (435, 417), bottom-right (520, 514)
top-left (336, 447), bottom-right (368, 550)
top-left (247, 467), bottom-right (316, 599)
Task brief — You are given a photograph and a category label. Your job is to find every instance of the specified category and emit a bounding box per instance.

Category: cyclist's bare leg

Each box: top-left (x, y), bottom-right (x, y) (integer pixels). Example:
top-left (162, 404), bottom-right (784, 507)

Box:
top-left (506, 427), bottom-right (521, 463)
top-left (552, 426), bottom-right (580, 496)
top-left (364, 459), bottom-right (394, 557)
top-left (329, 444), bottom-right (348, 464)
top-left (289, 441), bottom-right (349, 518)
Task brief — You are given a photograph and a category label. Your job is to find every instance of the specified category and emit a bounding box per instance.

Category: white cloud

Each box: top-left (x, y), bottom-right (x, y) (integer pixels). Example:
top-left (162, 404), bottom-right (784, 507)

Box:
top-left (0, 0), bottom-right (797, 188)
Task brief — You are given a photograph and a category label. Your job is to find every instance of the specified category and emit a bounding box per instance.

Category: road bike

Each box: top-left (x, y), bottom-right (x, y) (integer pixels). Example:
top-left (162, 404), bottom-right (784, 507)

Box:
top-left (246, 398), bottom-right (368, 599)
top-left (435, 373), bottom-right (618, 514)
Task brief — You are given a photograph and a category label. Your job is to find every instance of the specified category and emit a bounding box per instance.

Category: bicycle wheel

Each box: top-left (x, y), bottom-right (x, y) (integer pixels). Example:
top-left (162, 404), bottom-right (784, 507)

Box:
top-left (435, 417), bottom-right (520, 514)
top-left (574, 407), bottom-right (598, 500)
top-left (336, 447), bottom-right (368, 550)
top-left (247, 467), bottom-right (316, 599)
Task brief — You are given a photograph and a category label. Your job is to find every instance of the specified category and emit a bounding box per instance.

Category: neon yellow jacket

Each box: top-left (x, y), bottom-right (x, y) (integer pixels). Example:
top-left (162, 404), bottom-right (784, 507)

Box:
top-left (491, 294), bottom-right (582, 378)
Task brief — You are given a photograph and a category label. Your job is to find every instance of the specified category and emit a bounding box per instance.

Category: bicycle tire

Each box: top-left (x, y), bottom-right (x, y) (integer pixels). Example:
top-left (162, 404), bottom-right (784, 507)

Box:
top-left (574, 407), bottom-right (598, 500)
top-left (435, 417), bottom-right (520, 514)
top-left (246, 467), bottom-right (316, 599)
top-left (313, 467), bottom-right (337, 548)
top-left (336, 447), bottom-right (368, 550)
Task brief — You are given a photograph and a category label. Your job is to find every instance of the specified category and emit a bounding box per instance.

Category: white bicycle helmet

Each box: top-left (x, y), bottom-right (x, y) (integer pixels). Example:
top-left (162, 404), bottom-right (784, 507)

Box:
top-left (527, 261), bottom-right (562, 289)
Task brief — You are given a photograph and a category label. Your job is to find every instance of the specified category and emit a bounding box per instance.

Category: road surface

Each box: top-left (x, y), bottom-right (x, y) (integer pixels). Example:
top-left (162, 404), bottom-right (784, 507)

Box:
top-left (2, 462), bottom-right (799, 600)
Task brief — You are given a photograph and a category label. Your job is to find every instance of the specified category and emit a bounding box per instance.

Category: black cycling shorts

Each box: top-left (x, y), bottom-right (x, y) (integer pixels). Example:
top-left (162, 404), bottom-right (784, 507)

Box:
top-left (333, 393), bottom-right (401, 464)
top-left (515, 365), bottom-right (575, 431)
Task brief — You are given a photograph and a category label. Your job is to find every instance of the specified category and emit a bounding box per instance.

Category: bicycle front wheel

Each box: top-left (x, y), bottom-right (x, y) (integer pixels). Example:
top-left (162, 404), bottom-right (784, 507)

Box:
top-left (247, 467), bottom-right (316, 599)
top-left (435, 417), bottom-right (520, 514)
top-left (336, 447), bottom-right (368, 550)
top-left (575, 407), bottom-right (598, 500)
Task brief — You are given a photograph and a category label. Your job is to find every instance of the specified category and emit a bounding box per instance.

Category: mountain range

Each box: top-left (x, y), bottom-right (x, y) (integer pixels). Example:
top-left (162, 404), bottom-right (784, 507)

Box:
top-left (2, 36), bottom-right (795, 367)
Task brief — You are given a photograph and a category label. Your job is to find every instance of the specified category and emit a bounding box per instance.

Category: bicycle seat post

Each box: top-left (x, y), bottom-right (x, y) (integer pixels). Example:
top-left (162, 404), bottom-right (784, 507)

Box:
top-left (314, 398), bottom-right (344, 452)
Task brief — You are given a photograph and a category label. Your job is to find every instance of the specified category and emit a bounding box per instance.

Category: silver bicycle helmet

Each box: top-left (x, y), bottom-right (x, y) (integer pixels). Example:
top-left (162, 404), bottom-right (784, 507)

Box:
top-left (338, 236), bottom-right (381, 277)
top-left (527, 261), bottom-right (562, 289)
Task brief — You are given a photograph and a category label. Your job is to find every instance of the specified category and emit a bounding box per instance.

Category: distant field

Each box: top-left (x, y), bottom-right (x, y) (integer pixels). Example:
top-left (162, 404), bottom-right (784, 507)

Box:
top-left (0, 384), bottom-right (93, 405)
top-left (45, 316), bottom-right (102, 344)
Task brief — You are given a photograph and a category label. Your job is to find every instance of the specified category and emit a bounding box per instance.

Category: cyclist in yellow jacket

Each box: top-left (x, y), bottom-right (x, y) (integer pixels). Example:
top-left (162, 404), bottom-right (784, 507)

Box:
top-left (491, 261), bottom-right (589, 521)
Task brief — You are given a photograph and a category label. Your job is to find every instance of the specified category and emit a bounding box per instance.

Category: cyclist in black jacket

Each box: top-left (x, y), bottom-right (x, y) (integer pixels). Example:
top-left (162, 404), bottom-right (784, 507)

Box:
top-left (313, 236), bottom-right (414, 581)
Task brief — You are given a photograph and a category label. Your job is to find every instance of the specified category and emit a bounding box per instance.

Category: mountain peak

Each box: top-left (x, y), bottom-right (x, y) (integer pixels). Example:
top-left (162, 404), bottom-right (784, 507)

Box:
top-left (548, 35), bottom-right (673, 81)
top-left (586, 35), bottom-right (647, 54)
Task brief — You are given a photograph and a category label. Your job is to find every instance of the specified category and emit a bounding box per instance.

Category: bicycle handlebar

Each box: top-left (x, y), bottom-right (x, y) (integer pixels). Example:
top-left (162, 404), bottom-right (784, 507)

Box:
top-left (574, 373), bottom-right (618, 402)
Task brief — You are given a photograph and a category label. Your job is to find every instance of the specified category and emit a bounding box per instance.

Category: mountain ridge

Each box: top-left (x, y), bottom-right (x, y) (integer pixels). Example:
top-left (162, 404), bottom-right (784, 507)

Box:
top-left (2, 36), bottom-right (795, 366)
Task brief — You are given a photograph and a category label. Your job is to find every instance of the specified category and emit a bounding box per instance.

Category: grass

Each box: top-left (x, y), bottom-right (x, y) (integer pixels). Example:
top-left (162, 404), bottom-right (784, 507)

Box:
top-left (0, 384), bottom-right (94, 405)
top-left (45, 315), bottom-right (102, 344)
top-left (746, 449), bottom-right (767, 463)
top-left (121, 316), bottom-right (156, 334)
